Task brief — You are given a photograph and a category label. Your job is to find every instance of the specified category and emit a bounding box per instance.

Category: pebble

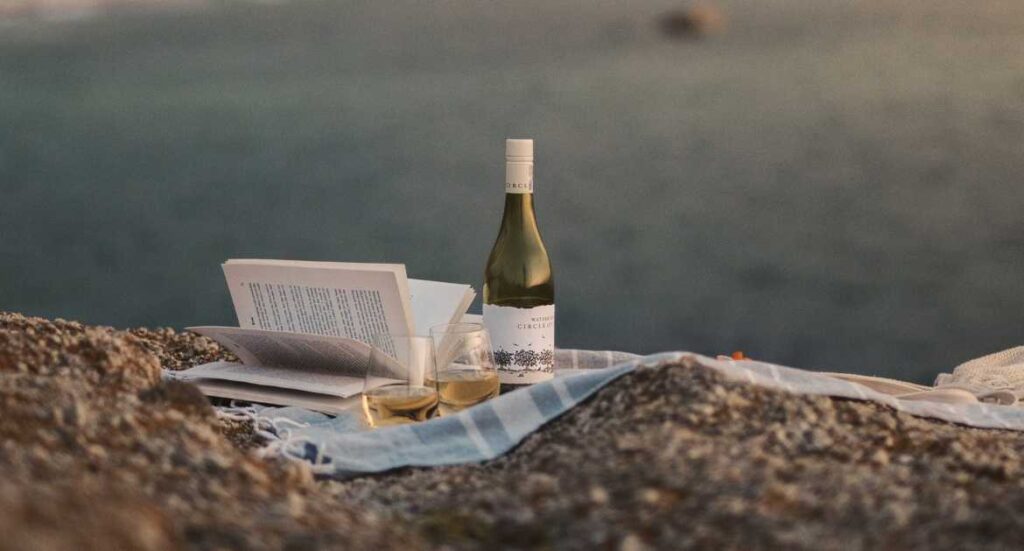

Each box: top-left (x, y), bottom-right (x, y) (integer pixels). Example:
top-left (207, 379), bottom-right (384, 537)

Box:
top-left (619, 533), bottom-right (650, 551)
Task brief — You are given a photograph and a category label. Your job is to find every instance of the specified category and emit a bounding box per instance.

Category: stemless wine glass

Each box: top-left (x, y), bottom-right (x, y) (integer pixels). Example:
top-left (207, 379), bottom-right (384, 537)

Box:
top-left (361, 334), bottom-right (439, 428)
top-left (428, 323), bottom-right (500, 415)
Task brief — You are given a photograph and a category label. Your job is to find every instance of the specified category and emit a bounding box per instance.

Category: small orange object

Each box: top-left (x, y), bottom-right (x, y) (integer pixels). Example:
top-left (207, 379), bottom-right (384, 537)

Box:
top-left (731, 351), bottom-right (746, 360)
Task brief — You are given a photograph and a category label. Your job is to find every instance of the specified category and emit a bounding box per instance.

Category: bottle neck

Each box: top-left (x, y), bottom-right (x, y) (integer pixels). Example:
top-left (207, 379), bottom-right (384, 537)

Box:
top-left (501, 193), bottom-right (539, 231)
top-left (502, 157), bottom-right (538, 231)
top-left (505, 159), bottom-right (533, 194)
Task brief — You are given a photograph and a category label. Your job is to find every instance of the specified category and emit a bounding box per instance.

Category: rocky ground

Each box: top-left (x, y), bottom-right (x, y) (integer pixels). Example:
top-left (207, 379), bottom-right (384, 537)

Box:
top-left (1, 311), bottom-right (1023, 550)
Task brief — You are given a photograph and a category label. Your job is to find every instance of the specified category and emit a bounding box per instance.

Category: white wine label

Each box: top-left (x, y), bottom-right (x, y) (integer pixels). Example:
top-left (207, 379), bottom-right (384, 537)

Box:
top-left (505, 162), bottom-right (534, 194)
top-left (483, 303), bottom-right (555, 384)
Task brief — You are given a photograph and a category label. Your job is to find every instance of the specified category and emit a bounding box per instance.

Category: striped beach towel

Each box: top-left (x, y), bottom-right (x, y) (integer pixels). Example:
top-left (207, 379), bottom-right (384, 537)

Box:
top-left (239, 349), bottom-right (1024, 478)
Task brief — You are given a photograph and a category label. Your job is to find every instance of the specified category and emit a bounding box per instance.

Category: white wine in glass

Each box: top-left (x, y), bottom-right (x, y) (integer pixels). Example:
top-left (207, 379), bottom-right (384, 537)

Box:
top-left (431, 369), bottom-right (500, 411)
top-left (429, 323), bottom-right (500, 414)
top-left (363, 385), bottom-right (439, 427)
top-left (362, 335), bottom-right (439, 428)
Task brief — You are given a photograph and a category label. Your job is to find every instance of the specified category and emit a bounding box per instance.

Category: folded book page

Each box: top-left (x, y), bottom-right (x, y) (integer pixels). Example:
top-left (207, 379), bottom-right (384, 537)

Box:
top-left (174, 360), bottom-right (367, 397)
top-left (184, 377), bottom-right (364, 416)
top-left (184, 326), bottom-right (404, 394)
top-left (188, 326), bottom-right (372, 373)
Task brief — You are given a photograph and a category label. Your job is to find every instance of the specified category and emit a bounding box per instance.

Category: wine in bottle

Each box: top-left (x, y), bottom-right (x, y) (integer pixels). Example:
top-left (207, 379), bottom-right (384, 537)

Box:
top-left (483, 138), bottom-right (555, 386)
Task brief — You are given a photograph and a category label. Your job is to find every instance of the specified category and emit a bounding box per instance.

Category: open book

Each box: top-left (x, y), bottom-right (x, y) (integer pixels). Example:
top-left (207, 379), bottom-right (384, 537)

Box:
top-left (171, 259), bottom-right (477, 414)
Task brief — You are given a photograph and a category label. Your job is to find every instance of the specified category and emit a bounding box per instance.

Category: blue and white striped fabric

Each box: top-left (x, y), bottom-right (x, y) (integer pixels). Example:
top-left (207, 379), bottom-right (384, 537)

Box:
top-left (252, 349), bottom-right (643, 478)
top-left (248, 349), bottom-right (1024, 479)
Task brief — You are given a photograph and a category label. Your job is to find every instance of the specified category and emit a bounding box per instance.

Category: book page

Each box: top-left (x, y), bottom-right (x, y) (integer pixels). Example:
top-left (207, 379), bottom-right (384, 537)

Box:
top-left (188, 325), bottom-right (380, 372)
top-left (183, 377), bottom-right (366, 416)
top-left (174, 360), bottom-right (366, 397)
top-left (173, 360), bottom-right (400, 398)
top-left (408, 278), bottom-right (476, 335)
top-left (222, 259), bottom-right (415, 340)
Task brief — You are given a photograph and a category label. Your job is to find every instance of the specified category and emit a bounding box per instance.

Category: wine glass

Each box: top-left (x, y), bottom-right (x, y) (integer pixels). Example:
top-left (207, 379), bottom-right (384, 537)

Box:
top-left (428, 323), bottom-right (500, 415)
top-left (361, 334), bottom-right (439, 428)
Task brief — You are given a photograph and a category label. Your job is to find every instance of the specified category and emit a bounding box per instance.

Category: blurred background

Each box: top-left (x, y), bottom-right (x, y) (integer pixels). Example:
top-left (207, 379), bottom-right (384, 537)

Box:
top-left (2, 0), bottom-right (1023, 381)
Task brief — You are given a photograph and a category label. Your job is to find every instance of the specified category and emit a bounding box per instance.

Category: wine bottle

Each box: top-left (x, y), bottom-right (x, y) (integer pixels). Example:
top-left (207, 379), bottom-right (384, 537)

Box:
top-left (483, 138), bottom-right (555, 387)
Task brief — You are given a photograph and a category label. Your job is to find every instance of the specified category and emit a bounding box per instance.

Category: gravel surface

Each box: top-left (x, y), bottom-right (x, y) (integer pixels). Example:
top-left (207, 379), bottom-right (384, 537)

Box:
top-left (2, 311), bottom-right (1024, 550)
top-left (0, 312), bottom-right (424, 550)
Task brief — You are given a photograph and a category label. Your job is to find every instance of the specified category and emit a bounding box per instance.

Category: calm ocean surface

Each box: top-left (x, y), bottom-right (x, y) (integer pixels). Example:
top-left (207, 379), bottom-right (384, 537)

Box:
top-left (2, 0), bottom-right (1023, 381)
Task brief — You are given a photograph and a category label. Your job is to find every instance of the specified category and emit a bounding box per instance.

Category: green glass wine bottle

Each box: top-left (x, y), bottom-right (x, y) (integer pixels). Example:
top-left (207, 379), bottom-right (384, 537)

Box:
top-left (483, 138), bottom-right (555, 387)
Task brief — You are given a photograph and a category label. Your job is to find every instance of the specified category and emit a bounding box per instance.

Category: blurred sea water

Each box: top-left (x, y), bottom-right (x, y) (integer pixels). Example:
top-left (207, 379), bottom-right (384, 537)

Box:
top-left (2, 0), bottom-right (1024, 381)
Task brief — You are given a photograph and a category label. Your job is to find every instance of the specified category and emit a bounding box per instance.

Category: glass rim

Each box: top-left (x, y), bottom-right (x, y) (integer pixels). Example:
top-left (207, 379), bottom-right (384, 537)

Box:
top-left (428, 322), bottom-right (486, 335)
